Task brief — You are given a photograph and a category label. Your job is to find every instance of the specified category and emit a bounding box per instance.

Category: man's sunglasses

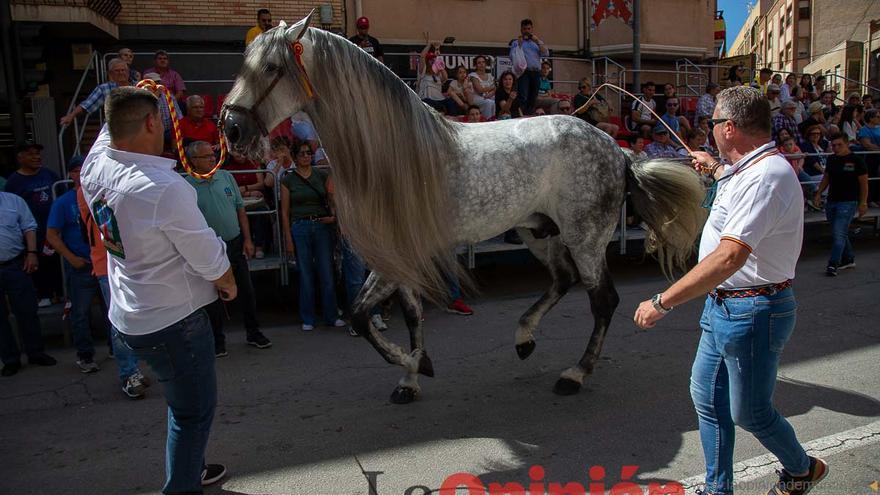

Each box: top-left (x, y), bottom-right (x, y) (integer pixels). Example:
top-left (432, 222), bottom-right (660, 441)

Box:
top-left (707, 118), bottom-right (730, 126)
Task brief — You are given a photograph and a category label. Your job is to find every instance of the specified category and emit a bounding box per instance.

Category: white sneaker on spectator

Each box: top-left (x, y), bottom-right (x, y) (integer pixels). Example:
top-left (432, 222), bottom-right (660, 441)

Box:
top-left (254, 248), bottom-right (265, 259)
top-left (38, 298), bottom-right (52, 308)
top-left (370, 314), bottom-right (388, 332)
top-left (332, 319), bottom-right (347, 327)
top-left (302, 324), bottom-right (314, 332)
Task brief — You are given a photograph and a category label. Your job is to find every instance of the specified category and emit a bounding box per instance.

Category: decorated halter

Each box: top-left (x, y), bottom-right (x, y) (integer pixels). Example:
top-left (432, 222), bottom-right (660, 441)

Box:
top-left (136, 78), bottom-right (227, 180)
top-left (221, 38), bottom-right (318, 138)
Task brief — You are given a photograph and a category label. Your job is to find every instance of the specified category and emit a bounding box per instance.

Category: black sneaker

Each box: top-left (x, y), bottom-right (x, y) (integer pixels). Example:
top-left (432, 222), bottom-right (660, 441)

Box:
top-left (215, 345), bottom-right (228, 358)
top-left (2, 362), bottom-right (21, 377)
top-left (839, 258), bottom-right (856, 270)
top-left (766, 456), bottom-right (828, 495)
top-left (76, 357), bottom-right (100, 373)
top-left (201, 463), bottom-right (227, 486)
top-left (122, 373), bottom-right (146, 399)
top-left (246, 332), bottom-right (272, 349)
top-left (825, 265), bottom-right (838, 277)
top-left (27, 353), bottom-right (57, 366)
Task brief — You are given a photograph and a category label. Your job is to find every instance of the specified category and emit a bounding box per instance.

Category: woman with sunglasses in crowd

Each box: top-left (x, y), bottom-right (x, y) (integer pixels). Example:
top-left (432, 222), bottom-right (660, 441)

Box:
top-left (571, 78), bottom-right (618, 136)
top-left (281, 141), bottom-right (346, 331)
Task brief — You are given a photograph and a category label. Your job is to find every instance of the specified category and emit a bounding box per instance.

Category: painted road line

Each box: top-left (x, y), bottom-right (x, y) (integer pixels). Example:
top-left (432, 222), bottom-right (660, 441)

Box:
top-left (680, 419), bottom-right (880, 494)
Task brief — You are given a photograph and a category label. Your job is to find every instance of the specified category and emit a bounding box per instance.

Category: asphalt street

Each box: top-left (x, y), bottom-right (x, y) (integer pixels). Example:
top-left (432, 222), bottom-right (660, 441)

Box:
top-left (1, 229), bottom-right (878, 495)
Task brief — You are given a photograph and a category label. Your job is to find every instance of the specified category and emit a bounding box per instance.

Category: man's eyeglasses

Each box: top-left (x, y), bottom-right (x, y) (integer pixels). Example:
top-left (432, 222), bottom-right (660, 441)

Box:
top-left (666, 103), bottom-right (679, 107)
top-left (192, 154), bottom-right (215, 160)
top-left (707, 118), bottom-right (731, 126)
top-left (297, 150), bottom-right (313, 157)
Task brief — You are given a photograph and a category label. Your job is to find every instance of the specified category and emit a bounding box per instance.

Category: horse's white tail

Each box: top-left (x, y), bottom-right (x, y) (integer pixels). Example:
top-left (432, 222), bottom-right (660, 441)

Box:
top-left (626, 158), bottom-right (707, 277)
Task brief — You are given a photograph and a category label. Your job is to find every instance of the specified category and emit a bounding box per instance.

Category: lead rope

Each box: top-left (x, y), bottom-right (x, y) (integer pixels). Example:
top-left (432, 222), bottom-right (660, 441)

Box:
top-left (136, 79), bottom-right (228, 180)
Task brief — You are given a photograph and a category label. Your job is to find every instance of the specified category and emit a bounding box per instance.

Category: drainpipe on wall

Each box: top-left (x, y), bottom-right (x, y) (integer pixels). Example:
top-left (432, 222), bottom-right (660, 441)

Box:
top-left (355, 0), bottom-right (362, 20)
top-left (577, 0), bottom-right (584, 54)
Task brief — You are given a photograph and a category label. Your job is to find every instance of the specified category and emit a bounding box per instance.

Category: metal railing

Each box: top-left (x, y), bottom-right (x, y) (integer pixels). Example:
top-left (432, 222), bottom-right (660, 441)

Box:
top-left (58, 50), bottom-right (103, 173)
top-left (675, 58), bottom-right (710, 97)
top-left (101, 51), bottom-right (243, 87)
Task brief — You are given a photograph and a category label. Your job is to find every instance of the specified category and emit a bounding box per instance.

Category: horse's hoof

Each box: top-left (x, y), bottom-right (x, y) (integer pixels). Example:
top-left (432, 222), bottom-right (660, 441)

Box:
top-left (390, 386), bottom-right (418, 404)
top-left (552, 377), bottom-right (582, 396)
top-left (417, 353), bottom-right (435, 377)
top-left (515, 340), bottom-right (536, 360)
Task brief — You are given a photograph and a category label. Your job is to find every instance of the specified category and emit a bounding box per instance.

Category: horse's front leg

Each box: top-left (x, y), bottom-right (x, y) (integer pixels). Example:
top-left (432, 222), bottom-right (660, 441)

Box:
top-left (390, 286), bottom-right (433, 404)
top-left (352, 273), bottom-right (427, 403)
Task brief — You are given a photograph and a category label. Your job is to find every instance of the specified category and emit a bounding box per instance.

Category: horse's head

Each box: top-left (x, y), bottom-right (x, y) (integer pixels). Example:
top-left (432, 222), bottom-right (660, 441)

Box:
top-left (222, 11), bottom-right (317, 156)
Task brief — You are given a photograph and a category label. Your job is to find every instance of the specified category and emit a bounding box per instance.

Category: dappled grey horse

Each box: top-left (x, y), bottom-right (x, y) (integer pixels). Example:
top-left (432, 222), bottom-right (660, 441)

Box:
top-left (221, 13), bottom-right (706, 404)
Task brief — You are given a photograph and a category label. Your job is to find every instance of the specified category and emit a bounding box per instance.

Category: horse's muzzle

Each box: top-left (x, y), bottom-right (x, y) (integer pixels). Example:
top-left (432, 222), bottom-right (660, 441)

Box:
top-left (221, 108), bottom-right (259, 151)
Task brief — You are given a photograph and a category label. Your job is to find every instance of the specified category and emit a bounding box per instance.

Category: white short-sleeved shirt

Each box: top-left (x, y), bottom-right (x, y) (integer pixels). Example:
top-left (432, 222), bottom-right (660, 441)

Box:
top-left (80, 126), bottom-right (230, 335)
top-left (631, 97), bottom-right (656, 122)
top-left (698, 142), bottom-right (804, 289)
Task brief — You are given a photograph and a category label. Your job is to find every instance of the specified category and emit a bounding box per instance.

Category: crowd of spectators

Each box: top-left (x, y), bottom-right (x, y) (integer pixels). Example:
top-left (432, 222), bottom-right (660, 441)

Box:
top-left (5, 11), bottom-right (880, 384)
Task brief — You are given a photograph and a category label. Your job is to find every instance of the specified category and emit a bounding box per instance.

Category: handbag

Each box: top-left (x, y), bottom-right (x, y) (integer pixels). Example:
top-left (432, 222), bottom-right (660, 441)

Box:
top-left (587, 100), bottom-right (610, 123)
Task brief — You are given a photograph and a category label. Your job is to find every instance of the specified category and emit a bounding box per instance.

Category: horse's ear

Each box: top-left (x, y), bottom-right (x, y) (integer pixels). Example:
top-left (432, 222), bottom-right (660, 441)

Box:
top-left (278, 20), bottom-right (287, 28)
top-left (285, 9), bottom-right (315, 42)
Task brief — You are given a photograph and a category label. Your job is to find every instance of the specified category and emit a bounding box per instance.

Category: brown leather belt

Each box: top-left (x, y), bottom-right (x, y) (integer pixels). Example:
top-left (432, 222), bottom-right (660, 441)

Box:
top-left (709, 280), bottom-right (792, 301)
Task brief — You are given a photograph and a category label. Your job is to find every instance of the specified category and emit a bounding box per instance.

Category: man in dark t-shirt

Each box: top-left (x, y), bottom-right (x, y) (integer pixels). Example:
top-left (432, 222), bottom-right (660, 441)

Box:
top-left (348, 17), bottom-right (384, 63)
top-left (5, 143), bottom-right (62, 304)
top-left (814, 133), bottom-right (869, 276)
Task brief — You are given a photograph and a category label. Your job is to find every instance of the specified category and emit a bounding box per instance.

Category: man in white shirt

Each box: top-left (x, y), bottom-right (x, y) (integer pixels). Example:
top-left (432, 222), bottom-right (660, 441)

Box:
top-left (80, 87), bottom-right (236, 494)
top-left (633, 86), bottom-right (828, 495)
top-left (629, 81), bottom-right (658, 138)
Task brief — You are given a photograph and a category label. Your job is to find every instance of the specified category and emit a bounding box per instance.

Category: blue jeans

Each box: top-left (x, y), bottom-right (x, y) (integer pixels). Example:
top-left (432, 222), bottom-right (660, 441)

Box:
top-left (825, 201), bottom-right (857, 266)
top-left (516, 69), bottom-right (541, 115)
top-left (690, 288), bottom-right (808, 495)
top-left (0, 258), bottom-right (44, 364)
top-left (66, 263), bottom-right (98, 360)
top-left (118, 309), bottom-right (216, 495)
top-left (97, 276), bottom-right (139, 383)
top-left (292, 220), bottom-right (338, 325)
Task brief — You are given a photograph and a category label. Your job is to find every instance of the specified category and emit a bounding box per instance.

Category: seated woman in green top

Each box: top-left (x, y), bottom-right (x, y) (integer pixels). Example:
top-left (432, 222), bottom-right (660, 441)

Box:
top-left (571, 78), bottom-right (619, 137)
top-left (280, 141), bottom-right (345, 331)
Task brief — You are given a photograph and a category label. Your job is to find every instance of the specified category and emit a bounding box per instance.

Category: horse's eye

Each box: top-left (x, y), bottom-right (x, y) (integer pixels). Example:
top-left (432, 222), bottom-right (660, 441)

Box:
top-left (264, 63), bottom-right (279, 73)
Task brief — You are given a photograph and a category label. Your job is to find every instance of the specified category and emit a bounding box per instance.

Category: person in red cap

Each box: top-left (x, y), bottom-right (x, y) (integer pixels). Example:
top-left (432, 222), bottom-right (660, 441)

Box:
top-left (349, 16), bottom-right (384, 63)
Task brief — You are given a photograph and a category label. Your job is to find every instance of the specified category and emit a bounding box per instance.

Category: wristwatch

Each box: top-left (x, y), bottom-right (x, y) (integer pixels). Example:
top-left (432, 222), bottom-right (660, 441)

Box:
top-left (651, 293), bottom-right (672, 314)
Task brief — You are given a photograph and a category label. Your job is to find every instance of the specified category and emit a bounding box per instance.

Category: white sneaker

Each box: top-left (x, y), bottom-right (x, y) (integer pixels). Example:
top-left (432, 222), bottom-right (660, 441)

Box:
top-left (254, 248), bottom-right (265, 259)
top-left (370, 314), bottom-right (388, 331)
top-left (332, 319), bottom-right (346, 327)
top-left (38, 298), bottom-right (52, 308)
top-left (302, 324), bottom-right (314, 331)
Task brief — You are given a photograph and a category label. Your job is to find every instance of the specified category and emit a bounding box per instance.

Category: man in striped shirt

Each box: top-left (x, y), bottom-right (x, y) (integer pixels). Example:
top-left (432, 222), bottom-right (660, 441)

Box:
top-left (60, 58), bottom-right (130, 127)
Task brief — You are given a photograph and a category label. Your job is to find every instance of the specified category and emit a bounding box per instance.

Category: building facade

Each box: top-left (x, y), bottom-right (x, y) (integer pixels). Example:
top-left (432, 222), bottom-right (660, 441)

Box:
top-left (728, 0), bottom-right (880, 97)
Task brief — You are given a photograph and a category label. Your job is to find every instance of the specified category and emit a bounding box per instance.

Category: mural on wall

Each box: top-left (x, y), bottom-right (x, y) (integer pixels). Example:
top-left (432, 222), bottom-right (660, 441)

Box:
top-left (590, 0), bottom-right (634, 30)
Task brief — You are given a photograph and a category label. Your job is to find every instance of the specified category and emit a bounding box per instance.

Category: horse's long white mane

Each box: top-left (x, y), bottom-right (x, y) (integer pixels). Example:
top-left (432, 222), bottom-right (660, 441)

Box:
top-left (265, 26), bottom-right (465, 298)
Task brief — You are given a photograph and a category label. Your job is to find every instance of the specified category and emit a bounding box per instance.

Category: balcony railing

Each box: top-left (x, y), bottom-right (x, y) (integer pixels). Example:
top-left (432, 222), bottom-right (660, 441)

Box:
top-left (11, 0), bottom-right (121, 21)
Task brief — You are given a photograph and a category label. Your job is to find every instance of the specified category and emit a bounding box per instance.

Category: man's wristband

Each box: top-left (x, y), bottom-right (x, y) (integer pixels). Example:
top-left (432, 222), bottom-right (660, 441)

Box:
top-left (26, 250), bottom-right (38, 254)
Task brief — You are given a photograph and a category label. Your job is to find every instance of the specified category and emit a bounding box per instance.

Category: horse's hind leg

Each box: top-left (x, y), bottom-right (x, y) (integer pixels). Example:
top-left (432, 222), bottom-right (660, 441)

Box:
top-left (516, 231), bottom-right (580, 360)
top-left (554, 257), bottom-right (619, 396)
top-left (390, 286), bottom-right (433, 404)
